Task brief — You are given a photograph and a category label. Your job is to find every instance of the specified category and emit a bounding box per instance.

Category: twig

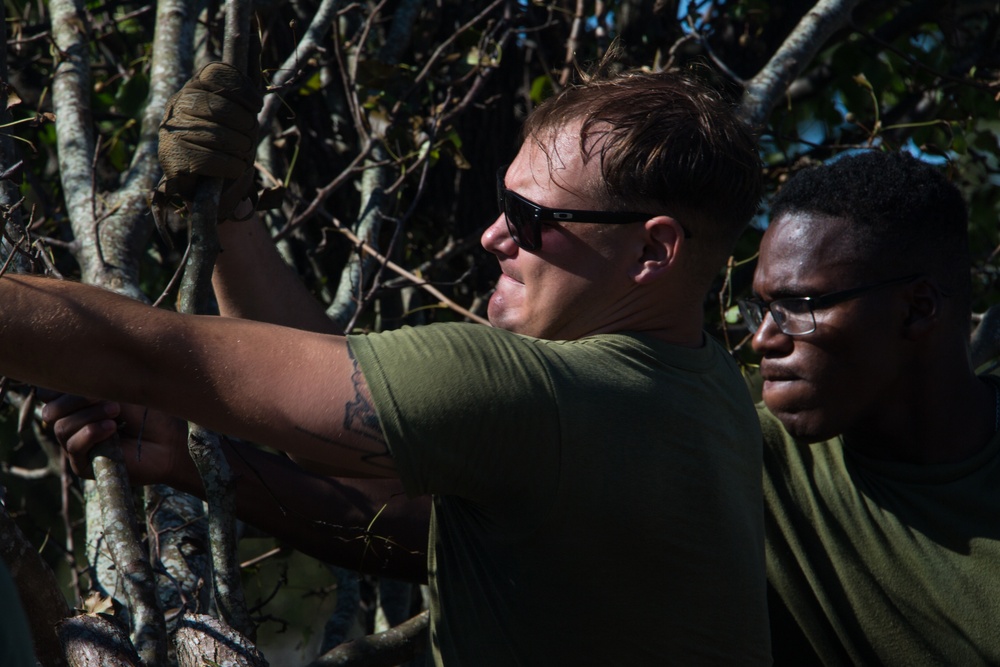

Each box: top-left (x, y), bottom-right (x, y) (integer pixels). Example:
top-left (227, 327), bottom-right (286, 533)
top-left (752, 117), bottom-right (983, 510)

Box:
top-left (328, 216), bottom-right (489, 326)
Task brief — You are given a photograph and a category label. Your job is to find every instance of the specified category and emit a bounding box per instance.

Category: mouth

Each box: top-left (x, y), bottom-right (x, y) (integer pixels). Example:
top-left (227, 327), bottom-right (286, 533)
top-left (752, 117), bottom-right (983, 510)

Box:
top-left (759, 362), bottom-right (800, 384)
top-left (496, 272), bottom-right (524, 287)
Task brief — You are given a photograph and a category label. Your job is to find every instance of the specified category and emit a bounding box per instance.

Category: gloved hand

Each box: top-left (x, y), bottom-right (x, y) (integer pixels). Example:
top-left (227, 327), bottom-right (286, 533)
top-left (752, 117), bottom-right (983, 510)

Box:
top-left (152, 62), bottom-right (262, 225)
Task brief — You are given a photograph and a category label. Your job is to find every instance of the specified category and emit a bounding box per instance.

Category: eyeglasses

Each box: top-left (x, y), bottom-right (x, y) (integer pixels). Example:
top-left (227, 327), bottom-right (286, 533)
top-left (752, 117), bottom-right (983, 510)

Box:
top-left (738, 274), bottom-right (922, 336)
top-left (496, 166), bottom-right (685, 251)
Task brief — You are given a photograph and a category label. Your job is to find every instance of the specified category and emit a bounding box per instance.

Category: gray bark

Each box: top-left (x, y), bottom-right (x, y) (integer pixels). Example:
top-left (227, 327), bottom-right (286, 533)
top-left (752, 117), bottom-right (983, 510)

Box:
top-left (739, 0), bottom-right (863, 132)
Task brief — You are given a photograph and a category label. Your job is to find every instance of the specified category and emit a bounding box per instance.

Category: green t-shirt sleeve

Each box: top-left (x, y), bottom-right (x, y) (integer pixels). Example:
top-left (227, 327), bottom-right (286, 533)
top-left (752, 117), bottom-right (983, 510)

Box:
top-left (348, 323), bottom-right (561, 502)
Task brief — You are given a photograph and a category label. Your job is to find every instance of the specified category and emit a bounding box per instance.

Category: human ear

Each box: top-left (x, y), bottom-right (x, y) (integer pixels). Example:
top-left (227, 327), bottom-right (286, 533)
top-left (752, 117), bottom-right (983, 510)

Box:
top-left (902, 278), bottom-right (942, 339)
top-left (631, 216), bottom-right (684, 284)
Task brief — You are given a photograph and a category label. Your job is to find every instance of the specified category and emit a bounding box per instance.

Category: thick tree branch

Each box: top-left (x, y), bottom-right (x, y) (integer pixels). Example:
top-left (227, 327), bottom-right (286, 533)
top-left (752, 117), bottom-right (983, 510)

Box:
top-left (49, 0), bottom-right (97, 269)
top-left (90, 0), bottom-right (195, 298)
top-left (180, 0), bottom-right (257, 643)
top-left (89, 434), bottom-right (168, 667)
top-left (49, 7), bottom-right (171, 664)
top-left (739, 0), bottom-right (863, 132)
top-left (1, 503), bottom-right (70, 667)
top-left (328, 144), bottom-right (390, 328)
top-left (174, 614), bottom-right (267, 667)
top-left (306, 610), bottom-right (429, 667)
top-left (144, 485), bottom-right (212, 623)
top-left (58, 613), bottom-right (142, 667)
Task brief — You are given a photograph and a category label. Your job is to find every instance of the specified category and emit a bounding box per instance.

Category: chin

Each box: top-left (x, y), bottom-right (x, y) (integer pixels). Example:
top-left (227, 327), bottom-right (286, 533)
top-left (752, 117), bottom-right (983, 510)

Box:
top-left (487, 293), bottom-right (535, 335)
top-left (767, 404), bottom-right (841, 444)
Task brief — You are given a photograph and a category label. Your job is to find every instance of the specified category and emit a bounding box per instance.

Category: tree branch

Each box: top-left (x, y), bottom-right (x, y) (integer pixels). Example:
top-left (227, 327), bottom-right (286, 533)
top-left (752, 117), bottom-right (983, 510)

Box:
top-left (739, 0), bottom-right (863, 132)
top-left (89, 435), bottom-right (168, 666)
top-left (179, 0), bottom-right (257, 643)
top-left (49, 0), bottom-right (98, 270)
top-left (174, 613), bottom-right (267, 667)
top-left (972, 304), bottom-right (1000, 370)
top-left (1, 503), bottom-right (71, 667)
top-left (306, 610), bottom-right (429, 667)
top-left (259, 0), bottom-right (343, 133)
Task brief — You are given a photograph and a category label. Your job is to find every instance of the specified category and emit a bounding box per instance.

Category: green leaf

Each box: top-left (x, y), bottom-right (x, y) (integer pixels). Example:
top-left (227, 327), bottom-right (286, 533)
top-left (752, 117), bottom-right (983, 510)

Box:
top-left (530, 75), bottom-right (553, 105)
top-left (113, 72), bottom-right (148, 119)
top-left (298, 71), bottom-right (324, 96)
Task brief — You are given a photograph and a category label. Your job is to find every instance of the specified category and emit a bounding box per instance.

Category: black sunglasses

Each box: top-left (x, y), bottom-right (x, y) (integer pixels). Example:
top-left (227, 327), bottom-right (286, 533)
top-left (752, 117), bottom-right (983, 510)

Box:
top-left (496, 166), bottom-right (687, 251)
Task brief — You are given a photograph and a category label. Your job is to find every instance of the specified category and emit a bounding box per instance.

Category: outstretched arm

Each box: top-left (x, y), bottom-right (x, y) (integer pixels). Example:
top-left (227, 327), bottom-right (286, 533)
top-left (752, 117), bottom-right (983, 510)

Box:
top-left (43, 395), bottom-right (430, 582)
top-left (0, 274), bottom-right (389, 477)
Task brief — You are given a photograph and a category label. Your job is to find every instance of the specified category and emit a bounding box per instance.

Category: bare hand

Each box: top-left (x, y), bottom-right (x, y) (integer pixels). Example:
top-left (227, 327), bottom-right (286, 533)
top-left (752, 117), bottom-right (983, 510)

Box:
top-left (41, 393), bottom-right (190, 486)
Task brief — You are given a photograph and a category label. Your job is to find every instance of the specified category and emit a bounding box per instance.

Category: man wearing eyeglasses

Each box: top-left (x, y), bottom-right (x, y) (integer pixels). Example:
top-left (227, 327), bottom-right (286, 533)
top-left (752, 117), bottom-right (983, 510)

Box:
top-left (740, 150), bottom-right (1000, 665)
top-left (6, 64), bottom-right (770, 664)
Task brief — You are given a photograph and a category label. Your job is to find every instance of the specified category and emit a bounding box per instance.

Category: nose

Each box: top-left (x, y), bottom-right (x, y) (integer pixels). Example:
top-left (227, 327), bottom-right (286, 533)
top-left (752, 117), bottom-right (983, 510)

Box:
top-left (750, 310), bottom-right (792, 356)
top-left (481, 213), bottom-right (516, 256)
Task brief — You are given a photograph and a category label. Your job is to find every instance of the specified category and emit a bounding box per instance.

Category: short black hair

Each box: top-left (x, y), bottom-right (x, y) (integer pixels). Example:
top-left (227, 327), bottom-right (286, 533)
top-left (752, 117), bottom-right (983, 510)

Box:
top-left (770, 150), bottom-right (971, 314)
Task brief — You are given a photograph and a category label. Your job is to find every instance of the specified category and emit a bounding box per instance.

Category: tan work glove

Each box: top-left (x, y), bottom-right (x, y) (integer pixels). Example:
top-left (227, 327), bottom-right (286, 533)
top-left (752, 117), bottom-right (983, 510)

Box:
top-left (151, 62), bottom-right (262, 227)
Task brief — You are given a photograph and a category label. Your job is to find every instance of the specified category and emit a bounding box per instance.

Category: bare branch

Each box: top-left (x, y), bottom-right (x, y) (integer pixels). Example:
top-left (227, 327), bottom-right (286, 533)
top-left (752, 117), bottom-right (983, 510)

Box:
top-left (378, 0), bottom-right (422, 65)
top-left (144, 485), bottom-right (212, 622)
top-left (58, 613), bottom-right (142, 667)
top-left (49, 0), bottom-right (97, 266)
top-left (328, 144), bottom-right (391, 328)
top-left (739, 0), bottom-right (863, 132)
top-left (402, 0), bottom-right (505, 103)
top-left (1, 503), bottom-right (71, 666)
top-left (259, 0), bottom-right (344, 133)
top-left (306, 610), bottom-right (429, 667)
top-left (559, 0), bottom-right (586, 87)
top-left (90, 0), bottom-right (196, 290)
top-left (326, 214), bottom-right (490, 326)
top-left (174, 613), bottom-right (267, 667)
top-left (89, 434), bottom-right (168, 666)
top-left (179, 0), bottom-right (257, 643)
top-left (972, 304), bottom-right (1000, 370)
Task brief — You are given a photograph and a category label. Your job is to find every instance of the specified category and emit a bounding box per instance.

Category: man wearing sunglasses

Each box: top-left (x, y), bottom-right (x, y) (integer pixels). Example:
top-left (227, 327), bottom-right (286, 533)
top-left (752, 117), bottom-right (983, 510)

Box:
top-left (742, 150), bottom-right (1000, 665)
top-left (19, 65), bottom-right (770, 663)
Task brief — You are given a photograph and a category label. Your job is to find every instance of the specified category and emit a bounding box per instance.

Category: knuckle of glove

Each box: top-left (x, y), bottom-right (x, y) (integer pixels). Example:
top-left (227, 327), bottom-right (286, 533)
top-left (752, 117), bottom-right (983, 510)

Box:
top-left (192, 62), bottom-right (263, 116)
top-left (163, 140), bottom-right (248, 181)
top-left (170, 91), bottom-right (258, 133)
top-left (157, 63), bottom-right (263, 213)
top-left (162, 124), bottom-right (256, 169)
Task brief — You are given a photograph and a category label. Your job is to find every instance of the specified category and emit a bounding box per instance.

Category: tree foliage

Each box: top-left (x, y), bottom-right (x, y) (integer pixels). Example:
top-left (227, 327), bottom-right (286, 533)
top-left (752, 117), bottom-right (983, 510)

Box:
top-left (0, 0), bottom-right (997, 664)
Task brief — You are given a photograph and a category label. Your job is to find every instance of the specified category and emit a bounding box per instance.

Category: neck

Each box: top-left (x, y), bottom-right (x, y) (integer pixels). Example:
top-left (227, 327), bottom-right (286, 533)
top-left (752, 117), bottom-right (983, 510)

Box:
top-left (599, 302), bottom-right (705, 347)
top-left (842, 371), bottom-right (996, 465)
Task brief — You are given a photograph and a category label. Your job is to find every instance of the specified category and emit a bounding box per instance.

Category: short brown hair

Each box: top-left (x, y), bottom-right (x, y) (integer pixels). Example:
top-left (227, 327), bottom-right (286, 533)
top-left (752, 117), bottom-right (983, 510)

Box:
top-left (522, 68), bottom-right (762, 263)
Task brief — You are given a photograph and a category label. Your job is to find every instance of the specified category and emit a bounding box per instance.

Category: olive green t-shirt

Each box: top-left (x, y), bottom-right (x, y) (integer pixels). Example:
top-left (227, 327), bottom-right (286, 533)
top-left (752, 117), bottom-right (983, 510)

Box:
top-left (762, 377), bottom-right (1000, 666)
top-left (349, 323), bottom-right (769, 666)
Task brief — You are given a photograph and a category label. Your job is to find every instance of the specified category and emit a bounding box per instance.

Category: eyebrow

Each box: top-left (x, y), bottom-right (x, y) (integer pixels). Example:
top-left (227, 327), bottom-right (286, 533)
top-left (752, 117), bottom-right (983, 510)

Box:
top-left (751, 284), bottom-right (819, 301)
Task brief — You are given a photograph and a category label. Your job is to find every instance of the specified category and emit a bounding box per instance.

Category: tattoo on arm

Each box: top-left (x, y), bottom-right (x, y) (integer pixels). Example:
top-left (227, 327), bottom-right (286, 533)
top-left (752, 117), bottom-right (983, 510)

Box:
top-left (291, 347), bottom-right (394, 471)
top-left (345, 347), bottom-right (387, 443)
